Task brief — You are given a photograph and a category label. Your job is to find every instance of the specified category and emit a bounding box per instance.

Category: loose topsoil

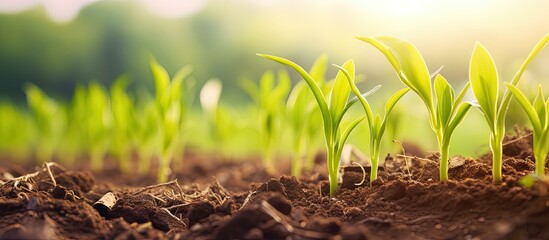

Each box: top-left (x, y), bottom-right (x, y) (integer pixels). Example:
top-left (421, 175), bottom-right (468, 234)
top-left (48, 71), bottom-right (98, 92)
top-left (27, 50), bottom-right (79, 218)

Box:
top-left (2, 129), bottom-right (549, 239)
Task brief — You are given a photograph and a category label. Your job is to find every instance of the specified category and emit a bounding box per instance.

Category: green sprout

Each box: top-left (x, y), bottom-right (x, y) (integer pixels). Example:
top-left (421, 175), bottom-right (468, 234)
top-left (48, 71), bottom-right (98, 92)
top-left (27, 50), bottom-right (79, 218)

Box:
top-left (506, 85), bottom-right (549, 177)
top-left (81, 82), bottom-right (113, 171)
top-left (469, 34), bottom-right (549, 182)
top-left (200, 78), bottom-right (225, 156)
top-left (25, 84), bottom-right (66, 163)
top-left (109, 76), bottom-right (135, 173)
top-left (258, 54), bottom-right (378, 197)
top-left (149, 58), bottom-right (193, 182)
top-left (357, 36), bottom-right (473, 181)
top-left (134, 91), bottom-right (161, 175)
top-left (0, 101), bottom-right (33, 160)
top-left (241, 70), bottom-right (291, 173)
top-left (286, 54), bottom-right (327, 177)
top-left (333, 64), bottom-right (409, 184)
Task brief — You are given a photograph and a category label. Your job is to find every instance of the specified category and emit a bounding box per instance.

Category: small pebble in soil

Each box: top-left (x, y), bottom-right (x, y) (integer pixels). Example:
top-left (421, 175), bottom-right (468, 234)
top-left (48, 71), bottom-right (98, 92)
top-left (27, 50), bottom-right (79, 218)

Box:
top-left (344, 207), bottom-right (363, 217)
top-left (478, 217), bottom-right (485, 222)
top-left (435, 224), bottom-right (442, 229)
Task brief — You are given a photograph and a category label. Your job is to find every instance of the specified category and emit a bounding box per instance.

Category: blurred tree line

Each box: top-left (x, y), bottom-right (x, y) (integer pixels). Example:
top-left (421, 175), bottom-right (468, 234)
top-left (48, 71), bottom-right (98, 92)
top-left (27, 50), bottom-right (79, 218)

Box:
top-left (0, 1), bottom-right (284, 103)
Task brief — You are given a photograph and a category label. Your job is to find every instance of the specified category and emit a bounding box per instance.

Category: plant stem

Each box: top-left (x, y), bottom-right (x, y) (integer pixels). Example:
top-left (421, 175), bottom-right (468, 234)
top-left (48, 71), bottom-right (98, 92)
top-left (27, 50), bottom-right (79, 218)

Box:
top-left (533, 135), bottom-right (548, 177)
top-left (491, 134), bottom-right (503, 182)
top-left (438, 134), bottom-right (450, 181)
top-left (327, 147), bottom-right (338, 197)
top-left (370, 147), bottom-right (379, 185)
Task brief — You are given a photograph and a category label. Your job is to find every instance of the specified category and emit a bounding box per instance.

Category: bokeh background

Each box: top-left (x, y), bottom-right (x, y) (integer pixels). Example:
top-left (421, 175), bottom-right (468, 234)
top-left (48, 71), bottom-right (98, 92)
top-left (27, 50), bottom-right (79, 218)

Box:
top-left (1, 0), bottom-right (549, 158)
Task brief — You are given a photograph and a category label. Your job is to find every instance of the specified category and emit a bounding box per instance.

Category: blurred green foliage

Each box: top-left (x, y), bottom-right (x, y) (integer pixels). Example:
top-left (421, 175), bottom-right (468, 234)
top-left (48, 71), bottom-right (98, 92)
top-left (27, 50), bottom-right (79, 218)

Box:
top-left (0, 1), bottom-right (278, 102)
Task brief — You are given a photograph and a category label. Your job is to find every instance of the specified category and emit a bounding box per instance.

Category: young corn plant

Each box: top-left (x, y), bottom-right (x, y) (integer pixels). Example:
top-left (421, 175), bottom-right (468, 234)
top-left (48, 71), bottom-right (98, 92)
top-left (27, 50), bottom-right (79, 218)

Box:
top-left (357, 36), bottom-right (473, 181)
top-left (241, 71), bottom-right (291, 173)
top-left (82, 82), bottom-right (113, 171)
top-left (25, 84), bottom-right (66, 163)
top-left (506, 84), bottom-right (549, 177)
top-left (150, 58), bottom-right (193, 183)
top-left (109, 76), bottom-right (135, 173)
top-left (258, 54), bottom-right (377, 197)
top-left (200, 79), bottom-right (223, 154)
top-left (469, 34), bottom-right (549, 182)
top-left (286, 54), bottom-right (328, 177)
top-left (134, 91), bottom-right (161, 174)
top-left (333, 64), bottom-right (410, 184)
top-left (0, 101), bottom-right (33, 160)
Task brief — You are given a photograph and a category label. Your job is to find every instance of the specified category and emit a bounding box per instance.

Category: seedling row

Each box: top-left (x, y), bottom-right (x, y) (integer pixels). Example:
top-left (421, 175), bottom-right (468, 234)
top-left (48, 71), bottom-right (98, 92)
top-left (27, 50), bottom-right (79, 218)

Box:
top-left (1, 35), bottom-right (548, 197)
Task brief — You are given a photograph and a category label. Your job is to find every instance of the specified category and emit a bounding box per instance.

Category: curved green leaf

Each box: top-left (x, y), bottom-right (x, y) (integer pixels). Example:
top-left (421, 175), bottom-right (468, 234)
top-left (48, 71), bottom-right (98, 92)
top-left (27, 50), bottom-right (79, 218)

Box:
top-left (434, 74), bottom-right (455, 128)
top-left (533, 85), bottom-right (547, 128)
top-left (454, 82), bottom-right (471, 106)
top-left (470, 43), bottom-right (498, 129)
top-left (379, 88), bottom-right (410, 139)
top-left (257, 54), bottom-right (332, 137)
top-left (497, 34), bottom-right (549, 134)
top-left (332, 64), bottom-right (374, 125)
top-left (329, 60), bottom-right (354, 126)
top-left (357, 36), bottom-right (433, 112)
top-left (309, 53), bottom-right (328, 84)
top-left (384, 88), bottom-right (410, 117)
top-left (446, 102), bottom-right (473, 137)
top-left (507, 84), bottom-right (542, 133)
top-left (339, 116), bottom-right (365, 151)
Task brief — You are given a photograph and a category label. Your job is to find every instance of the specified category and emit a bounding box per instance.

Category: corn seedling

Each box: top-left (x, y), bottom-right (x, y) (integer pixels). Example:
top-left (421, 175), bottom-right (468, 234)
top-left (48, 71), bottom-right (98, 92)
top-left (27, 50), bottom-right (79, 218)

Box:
top-left (134, 91), bottom-right (161, 174)
top-left (333, 64), bottom-right (410, 184)
top-left (81, 82), bottom-right (113, 171)
top-left (506, 85), bottom-right (549, 177)
top-left (150, 58), bottom-right (193, 182)
top-left (469, 34), bottom-right (549, 182)
top-left (109, 76), bottom-right (135, 173)
top-left (358, 36), bottom-right (472, 181)
top-left (286, 54), bottom-right (327, 177)
top-left (0, 101), bottom-right (32, 160)
top-left (25, 84), bottom-right (66, 163)
top-left (241, 71), bottom-right (291, 172)
top-left (200, 79), bottom-right (226, 156)
top-left (258, 54), bottom-right (378, 196)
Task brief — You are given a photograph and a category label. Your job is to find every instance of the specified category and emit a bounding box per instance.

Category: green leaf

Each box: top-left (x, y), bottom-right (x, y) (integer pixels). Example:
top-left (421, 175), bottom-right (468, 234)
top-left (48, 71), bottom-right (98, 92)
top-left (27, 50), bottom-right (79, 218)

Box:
top-left (259, 71), bottom-right (275, 107)
top-left (498, 34), bottom-right (549, 135)
top-left (239, 79), bottom-right (260, 103)
top-left (384, 88), bottom-right (410, 118)
top-left (533, 85), bottom-right (547, 128)
top-left (343, 85), bottom-right (381, 118)
top-left (339, 116), bottom-right (365, 150)
top-left (469, 43), bottom-right (499, 129)
top-left (271, 70), bottom-right (291, 108)
top-left (434, 74), bottom-right (454, 128)
top-left (357, 36), bottom-right (433, 111)
top-left (518, 174), bottom-right (538, 188)
top-left (150, 58), bottom-right (170, 105)
top-left (257, 54), bottom-right (332, 138)
top-left (329, 60), bottom-right (354, 126)
top-left (309, 53), bottom-right (328, 85)
top-left (506, 84), bottom-right (542, 133)
top-left (332, 63), bottom-right (374, 125)
top-left (454, 82), bottom-right (471, 106)
top-left (379, 88), bottom-right (410, 140)
top-left (446, 102), bottom-right (473, 137)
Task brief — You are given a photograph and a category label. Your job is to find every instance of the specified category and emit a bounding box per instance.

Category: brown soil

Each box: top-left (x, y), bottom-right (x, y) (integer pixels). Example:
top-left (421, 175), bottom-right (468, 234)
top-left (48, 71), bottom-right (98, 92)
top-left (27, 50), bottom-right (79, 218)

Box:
top-left (1, 130), bottom-right (549, 239)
